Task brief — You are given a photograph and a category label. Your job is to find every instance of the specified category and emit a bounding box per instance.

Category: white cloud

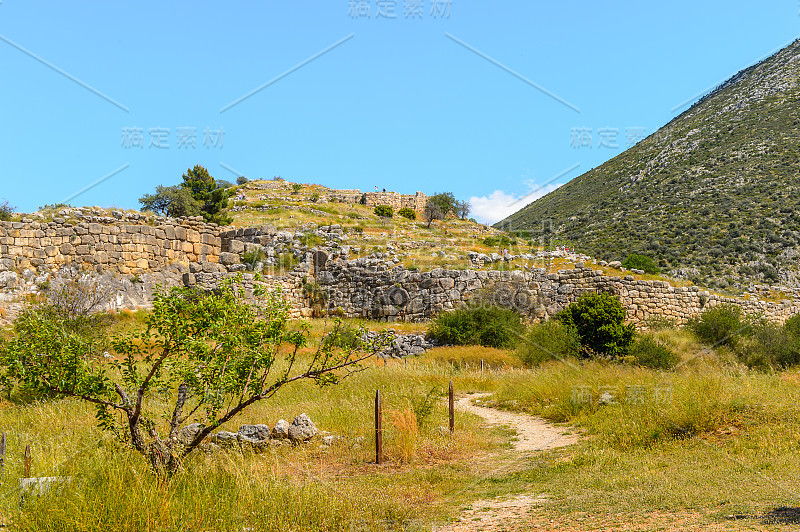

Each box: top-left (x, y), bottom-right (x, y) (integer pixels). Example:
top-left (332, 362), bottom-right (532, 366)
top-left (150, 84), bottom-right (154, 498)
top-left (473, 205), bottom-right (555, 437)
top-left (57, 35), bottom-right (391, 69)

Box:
top-left (469, 184), bottom-right (560, 226)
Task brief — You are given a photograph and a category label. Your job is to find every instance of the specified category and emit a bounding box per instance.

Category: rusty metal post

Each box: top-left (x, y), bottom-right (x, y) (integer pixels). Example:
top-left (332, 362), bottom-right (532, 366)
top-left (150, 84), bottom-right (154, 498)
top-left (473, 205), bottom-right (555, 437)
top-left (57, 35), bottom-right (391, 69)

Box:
top-left (23, 444), bottom-right (31, 478)
top-left (0, 433), bottom-right (5, 478)
top-left (449, 381), bottom-right (454, 433)
top-left (375, 390), bottom-right (383, 465)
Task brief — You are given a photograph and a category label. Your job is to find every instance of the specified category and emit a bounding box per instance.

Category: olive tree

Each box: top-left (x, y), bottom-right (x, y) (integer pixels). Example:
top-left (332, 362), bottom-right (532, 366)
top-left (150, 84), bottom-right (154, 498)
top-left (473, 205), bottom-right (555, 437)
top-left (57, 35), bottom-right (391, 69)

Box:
top-left (0, 276), bottom-right (390, 475)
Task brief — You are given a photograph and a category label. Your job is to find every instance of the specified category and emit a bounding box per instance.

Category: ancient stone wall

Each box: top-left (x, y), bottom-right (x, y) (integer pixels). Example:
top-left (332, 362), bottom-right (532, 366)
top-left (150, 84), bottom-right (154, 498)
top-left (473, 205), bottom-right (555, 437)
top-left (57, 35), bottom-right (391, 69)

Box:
top-left (2, 216), bottom-right (800, 328)
top-left (0, 217), bottom-right (224, 274)
top-left (360, 191), bottom-right (427, 213)
top-left (311, 259), bottom-right (800, 326)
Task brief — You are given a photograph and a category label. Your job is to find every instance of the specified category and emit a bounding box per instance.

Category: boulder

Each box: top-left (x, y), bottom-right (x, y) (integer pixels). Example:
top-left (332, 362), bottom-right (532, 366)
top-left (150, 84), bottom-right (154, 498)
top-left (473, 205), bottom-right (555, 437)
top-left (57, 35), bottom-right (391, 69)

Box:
top-left (238, 424), bottom-right (271, 444)
top-left (272, 419), bottom-right (290, 439)
top-left (211, 431), bottom-right (239, 445)
top-left (288, 413), bottom-right (317, 442)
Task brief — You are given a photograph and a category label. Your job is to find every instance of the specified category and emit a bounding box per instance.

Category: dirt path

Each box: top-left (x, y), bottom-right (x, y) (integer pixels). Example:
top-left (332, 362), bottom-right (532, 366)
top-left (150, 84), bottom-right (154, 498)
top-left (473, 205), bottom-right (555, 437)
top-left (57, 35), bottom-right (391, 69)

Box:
top-left (454, 393), bottom-right (580, 452)
top-left (435, 393), bottom-right (580, 532)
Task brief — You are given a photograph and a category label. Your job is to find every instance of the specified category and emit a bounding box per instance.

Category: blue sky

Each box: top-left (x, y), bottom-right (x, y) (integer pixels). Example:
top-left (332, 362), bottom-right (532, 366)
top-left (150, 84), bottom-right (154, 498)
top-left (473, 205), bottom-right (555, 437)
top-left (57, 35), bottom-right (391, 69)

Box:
top-left (1, 1), bottom-right (798, 224)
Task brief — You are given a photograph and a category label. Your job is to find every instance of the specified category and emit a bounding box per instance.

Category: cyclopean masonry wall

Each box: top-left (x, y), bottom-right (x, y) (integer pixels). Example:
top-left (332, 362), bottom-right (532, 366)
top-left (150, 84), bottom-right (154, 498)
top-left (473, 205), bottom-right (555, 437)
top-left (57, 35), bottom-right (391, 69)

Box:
top-left (360, 191), bottom-right (427, 214)
top-left (0, 216), bottom-right (224, 274)
top-left (2, 216), bottom-right (800, 328)
top-left (311, 258), bottom-right (800, 327)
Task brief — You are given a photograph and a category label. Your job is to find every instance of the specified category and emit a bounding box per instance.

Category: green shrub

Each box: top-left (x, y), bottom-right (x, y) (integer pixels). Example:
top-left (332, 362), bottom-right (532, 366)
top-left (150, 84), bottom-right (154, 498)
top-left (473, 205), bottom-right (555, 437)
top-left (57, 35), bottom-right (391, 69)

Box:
top-left (0, 200), bottom-right (16, 221)
top-left (291, 184), bottom-right (302, 194)
top-left (555, 293), bottom-right (635, 358)
top-left (398, 207), bottom-right (416, 220)
top-left (309, 191), bottom-right (320, 203)
top-left (374, 205), bottom-right (393, 218)
top-left (321, 322), bottom-right (362, 350)
top-left (622, 253), bottom-right (660, 274)
top-left (236, 176), bottom-right (249, 185)
top-left (516, 320), bottom-right (580, 367)
top-left (240, 248), bottom-right (265, 268)
top-left (427, 306), bottom-right (524, 349)
top-left (482, 236), bottom-right (514, 247)
top-left (686, 303), bottom-right (750, 347)
top-left (733, 316), bottom-right (800, 369)
top-left (630, 334), bottom-right (679, 369)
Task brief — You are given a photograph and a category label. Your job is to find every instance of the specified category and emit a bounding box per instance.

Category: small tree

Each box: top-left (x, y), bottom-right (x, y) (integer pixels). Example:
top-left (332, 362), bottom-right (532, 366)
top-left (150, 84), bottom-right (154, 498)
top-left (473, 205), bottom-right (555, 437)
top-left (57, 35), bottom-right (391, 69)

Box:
top-left (423, 200), bottom-right (444, 228)
top-left (181, 165), bottom-right (232, 225)
top-left (0, 277), bottom-right (390, 475)
top-left (236, 176), bottom-right (249, 185)
top-left (139, 185), bottom-right (202, 218)
top-left (373, 205), bottom-right (393, 218)
top-left (428, 192), bottom-right (457, 216)
top-left (456, 200), bottom-right (471, 220)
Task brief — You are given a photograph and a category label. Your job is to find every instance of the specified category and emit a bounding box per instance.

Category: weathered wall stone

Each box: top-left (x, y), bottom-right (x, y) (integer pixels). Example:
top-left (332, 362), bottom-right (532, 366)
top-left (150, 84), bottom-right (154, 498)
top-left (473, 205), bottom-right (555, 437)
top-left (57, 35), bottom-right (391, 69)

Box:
top-left (3, 217), bottom-right (800, 328)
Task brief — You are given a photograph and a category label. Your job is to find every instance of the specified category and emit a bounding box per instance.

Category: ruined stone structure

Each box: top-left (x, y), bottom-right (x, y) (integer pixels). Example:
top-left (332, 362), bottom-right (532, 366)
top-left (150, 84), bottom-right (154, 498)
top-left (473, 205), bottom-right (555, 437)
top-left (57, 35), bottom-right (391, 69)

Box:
top-left (359, 191), bottom-right (427, 214)
top-left (311, 259), bottom-right (800, 327)
top-left (0, 217), bottom-right (224, 274)
top-left (321, 190), bottom-right (428, 214)
top-left (2, 218), bottom-right (799, 328)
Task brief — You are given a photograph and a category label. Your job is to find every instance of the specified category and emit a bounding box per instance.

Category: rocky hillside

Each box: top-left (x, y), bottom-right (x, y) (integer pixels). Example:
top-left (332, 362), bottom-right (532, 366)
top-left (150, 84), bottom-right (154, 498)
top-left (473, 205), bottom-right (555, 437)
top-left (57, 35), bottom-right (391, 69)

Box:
top-left (497, 39), bottom-right (800, 295)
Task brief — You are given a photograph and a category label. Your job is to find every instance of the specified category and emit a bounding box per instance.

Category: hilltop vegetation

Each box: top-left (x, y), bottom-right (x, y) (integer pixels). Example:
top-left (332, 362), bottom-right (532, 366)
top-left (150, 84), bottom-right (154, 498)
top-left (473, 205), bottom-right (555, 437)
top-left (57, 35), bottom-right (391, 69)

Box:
top-left (498, 39), bottom-right (800, 295)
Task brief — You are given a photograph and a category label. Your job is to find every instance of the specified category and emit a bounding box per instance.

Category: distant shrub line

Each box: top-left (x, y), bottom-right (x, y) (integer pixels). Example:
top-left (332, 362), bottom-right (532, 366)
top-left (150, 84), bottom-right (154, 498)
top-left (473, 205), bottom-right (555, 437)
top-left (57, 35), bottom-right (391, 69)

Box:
top-left (427, 291), bottom-right (800, 372)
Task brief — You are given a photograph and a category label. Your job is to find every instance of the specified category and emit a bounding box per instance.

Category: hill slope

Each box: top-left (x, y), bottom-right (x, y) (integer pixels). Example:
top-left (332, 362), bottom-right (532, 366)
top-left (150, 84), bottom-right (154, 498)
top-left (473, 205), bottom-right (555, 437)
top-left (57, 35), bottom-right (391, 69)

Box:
top-left (498, 39), bottom-right (800, 293)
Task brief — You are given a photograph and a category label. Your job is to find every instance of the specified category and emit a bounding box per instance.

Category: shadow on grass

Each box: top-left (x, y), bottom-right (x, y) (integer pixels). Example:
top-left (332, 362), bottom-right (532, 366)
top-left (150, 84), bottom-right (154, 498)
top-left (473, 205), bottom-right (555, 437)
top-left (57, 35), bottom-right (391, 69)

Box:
top-left (761, 507), bottom-right (800, 525)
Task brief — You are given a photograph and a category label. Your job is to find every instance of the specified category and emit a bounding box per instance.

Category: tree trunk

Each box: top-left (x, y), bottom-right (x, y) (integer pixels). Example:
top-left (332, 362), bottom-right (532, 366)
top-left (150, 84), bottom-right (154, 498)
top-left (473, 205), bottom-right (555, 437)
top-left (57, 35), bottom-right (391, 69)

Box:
top-left (147, 440), bottom-right (180, 476)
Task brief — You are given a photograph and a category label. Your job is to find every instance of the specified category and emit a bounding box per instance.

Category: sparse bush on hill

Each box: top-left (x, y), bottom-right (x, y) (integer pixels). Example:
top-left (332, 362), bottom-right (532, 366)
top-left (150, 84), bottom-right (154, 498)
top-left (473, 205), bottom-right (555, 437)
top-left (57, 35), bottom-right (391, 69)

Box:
top-left (398, 207), bottom-right (416, 220)
top-left (482, 235), bottom-right (515, 248)
top-left (236, 176), bottom-right (249, 185)
top-left (374, 205), bottom-right (393, 218)
top-left (516, 320), bottom-right (580, 367)
top-left (0, 200), bottom-right (15, 221)
top-left (427, 306), bottom-right (524, 349)
top-left (686, 303), bottom-right (751, 348)
top-left (622, 253), bottom-right (660, 274)
top-left (555, 293), bottom-right (635, 358)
